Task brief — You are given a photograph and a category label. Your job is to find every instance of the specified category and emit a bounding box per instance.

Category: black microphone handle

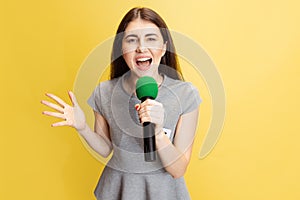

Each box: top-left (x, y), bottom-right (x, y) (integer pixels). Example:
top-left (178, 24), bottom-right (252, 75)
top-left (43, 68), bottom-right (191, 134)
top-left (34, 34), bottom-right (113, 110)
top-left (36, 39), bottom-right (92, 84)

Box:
top-left (140, 96), bottom-right (156, 162)
top-left (143, 121), bottom-right (156, 162)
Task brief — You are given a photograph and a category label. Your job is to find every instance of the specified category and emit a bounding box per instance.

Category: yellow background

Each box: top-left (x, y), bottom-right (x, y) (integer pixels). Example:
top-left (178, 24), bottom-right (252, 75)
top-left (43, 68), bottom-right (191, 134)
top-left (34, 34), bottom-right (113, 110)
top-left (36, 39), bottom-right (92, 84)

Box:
top-left (1, 0), bottom-right (300, 199)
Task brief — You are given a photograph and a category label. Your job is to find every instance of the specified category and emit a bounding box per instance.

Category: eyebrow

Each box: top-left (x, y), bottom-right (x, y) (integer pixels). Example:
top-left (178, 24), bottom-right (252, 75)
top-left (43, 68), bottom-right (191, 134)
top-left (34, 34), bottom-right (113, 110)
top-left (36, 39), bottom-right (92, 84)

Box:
top-left (124, 33), bottom-right (159, 39)
top-left (124, 34), bottom-right (138, 39)
top-left (145, 33), bottom-right (159, 37)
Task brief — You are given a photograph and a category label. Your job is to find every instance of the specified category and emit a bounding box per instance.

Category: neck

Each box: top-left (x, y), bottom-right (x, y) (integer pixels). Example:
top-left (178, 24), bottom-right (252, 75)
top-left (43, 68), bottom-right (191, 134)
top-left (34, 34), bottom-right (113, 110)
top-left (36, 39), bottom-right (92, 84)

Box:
top-left (123, 71), bottom-right (163, 95)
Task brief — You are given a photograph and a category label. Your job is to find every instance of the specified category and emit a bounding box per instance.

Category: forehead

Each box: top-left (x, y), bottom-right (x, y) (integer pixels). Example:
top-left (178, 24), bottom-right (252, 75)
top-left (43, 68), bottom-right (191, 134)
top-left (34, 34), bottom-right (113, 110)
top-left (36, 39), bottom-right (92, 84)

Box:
top-left (124, 19), bottom-right (162, 35)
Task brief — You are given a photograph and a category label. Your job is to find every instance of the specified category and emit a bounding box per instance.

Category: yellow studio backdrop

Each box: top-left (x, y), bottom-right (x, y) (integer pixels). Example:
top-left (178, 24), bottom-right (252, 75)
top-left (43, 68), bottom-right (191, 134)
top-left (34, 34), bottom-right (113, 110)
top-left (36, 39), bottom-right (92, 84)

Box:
top-left (1, 0), bottom-right (300, 199)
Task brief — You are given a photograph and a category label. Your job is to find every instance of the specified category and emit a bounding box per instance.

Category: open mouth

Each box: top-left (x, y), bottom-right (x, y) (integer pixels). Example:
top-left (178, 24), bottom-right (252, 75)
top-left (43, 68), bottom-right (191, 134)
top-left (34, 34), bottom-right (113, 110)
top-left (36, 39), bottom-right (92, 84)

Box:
top-left (136, 57), bottom-right (152, 70)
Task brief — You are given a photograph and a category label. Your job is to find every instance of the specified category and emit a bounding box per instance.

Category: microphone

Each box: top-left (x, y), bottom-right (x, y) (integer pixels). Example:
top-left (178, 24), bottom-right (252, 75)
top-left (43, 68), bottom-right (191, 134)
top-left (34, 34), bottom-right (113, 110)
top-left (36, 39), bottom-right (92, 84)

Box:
top-left (136, 76), bottom-right (158, 162)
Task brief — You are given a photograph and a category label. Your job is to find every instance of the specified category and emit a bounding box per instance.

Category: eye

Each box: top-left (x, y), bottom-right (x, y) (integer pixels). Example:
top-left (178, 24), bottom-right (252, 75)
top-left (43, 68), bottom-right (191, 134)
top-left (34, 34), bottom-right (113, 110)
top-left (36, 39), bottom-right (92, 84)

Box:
top-left (147, 37), bottom-right (157, 42)
top-left (126, 38), bottom-right (138, 43)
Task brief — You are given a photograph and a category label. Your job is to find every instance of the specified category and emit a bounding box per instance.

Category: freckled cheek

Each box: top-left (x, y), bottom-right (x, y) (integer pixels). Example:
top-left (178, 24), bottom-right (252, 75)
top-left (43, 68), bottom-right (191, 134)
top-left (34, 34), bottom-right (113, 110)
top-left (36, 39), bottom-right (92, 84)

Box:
top-left (122, 53), bottom-right (136, 68)
top-left (151, 50), bottom-right (165, 64)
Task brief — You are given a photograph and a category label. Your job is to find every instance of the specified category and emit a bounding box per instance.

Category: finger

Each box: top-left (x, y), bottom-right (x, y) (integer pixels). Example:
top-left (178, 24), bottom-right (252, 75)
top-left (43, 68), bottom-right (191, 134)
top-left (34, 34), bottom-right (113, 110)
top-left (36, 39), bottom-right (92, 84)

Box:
top-left (42, 111), bottom-right (65, 120)
top-left (138, 105), bottom-right (151, 114)
top-left (139, 106), bottom-right (162, 116)
top-left (68, 91), bottom-right (78, 106)
top-left (139, 111), bottom-right (152, 121)
top-left (140, 100), bottom-right (163, 112)
top-left (45, 93), bottom-right (67, 108)
top-left (139, 110), bottom-right (163, 123)
top-left (41, 100), bottom-right (64, 113)
top-left (140, 99), bottom-right (154, 107)
top-left (134, 104), bottom-right (140, 111)
top-left (140, 116), bottom-right (151, 124)
top-left (142, 99), bottom-right (161, 106)
top-left (52, 121), bottom-right (69, 127)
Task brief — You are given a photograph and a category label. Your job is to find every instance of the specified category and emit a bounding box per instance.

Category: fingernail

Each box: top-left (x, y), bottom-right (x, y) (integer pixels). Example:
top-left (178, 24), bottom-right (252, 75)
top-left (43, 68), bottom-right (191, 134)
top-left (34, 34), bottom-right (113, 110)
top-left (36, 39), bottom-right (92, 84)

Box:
top-left (135, 104), bottom-right (140, 111)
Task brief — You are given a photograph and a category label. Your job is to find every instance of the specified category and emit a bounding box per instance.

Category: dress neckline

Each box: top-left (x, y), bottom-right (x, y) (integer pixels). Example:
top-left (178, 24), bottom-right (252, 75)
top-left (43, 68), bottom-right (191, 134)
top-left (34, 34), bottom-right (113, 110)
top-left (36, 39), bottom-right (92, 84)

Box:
top-left (120, 72), bottom-right (167, 98)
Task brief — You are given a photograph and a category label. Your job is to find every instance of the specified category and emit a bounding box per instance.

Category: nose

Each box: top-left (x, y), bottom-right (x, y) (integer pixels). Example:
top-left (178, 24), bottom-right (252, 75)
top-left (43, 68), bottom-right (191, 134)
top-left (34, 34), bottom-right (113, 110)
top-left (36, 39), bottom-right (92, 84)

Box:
top-left (136, 40), bottom-right (147, 53)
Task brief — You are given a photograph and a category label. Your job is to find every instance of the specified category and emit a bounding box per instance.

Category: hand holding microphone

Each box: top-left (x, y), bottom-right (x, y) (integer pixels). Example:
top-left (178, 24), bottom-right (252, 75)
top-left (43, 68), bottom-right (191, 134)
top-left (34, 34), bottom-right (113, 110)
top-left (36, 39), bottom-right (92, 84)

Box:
top-left (135, 76), bottom-right (165, 162)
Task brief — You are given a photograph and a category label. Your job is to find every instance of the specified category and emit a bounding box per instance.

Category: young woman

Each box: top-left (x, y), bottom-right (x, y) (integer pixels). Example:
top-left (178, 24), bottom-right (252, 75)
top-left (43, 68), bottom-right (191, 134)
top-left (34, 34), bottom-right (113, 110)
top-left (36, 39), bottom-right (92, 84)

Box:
top-left (42, 7), bottom-right (201, 200)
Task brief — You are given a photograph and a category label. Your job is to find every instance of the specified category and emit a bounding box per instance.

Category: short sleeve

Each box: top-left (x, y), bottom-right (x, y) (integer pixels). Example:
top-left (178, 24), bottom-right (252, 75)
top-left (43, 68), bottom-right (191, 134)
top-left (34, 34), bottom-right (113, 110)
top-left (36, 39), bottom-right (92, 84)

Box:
top-left (87, 84), bottom-right (103, 115)
top-left (181, 82), bottom-right (202, 114)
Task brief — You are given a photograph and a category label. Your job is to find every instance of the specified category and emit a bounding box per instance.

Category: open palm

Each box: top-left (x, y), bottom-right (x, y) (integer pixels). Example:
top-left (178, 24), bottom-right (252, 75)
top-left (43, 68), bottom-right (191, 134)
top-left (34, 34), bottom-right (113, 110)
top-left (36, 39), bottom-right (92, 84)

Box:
top-left (41, 91), bottom-right (86, 131)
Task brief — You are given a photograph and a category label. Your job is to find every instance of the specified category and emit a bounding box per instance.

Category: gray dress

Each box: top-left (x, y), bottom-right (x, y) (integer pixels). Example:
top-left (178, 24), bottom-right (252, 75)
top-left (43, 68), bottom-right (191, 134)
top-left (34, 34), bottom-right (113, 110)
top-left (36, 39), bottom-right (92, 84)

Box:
top-left (88, 72), bottom-right (201, 200)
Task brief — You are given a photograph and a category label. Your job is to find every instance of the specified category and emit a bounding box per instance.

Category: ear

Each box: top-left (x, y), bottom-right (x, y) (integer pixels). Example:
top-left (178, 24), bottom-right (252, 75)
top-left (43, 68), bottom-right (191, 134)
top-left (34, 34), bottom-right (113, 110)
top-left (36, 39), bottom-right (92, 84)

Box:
top-left (161, 41), bottom-right (167, 57)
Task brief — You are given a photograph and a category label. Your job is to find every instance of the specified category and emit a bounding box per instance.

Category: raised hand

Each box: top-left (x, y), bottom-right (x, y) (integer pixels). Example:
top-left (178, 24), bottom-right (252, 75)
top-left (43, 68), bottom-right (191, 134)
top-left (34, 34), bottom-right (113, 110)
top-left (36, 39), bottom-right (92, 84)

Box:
top-left (41, 91), bottom-right (86, 131)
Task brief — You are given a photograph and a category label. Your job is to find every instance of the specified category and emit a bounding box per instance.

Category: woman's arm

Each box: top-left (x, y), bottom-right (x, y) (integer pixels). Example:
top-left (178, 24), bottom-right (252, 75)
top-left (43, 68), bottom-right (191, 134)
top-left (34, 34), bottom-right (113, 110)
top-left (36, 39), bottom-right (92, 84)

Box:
top-left (41, 91), bottom-right (112, 158)
top-left (155, 108), bottom-right (199, 178)
top-left (77, 111), bottom-right (112, 158)
top-left (136, 99), bottom-right (199, 178)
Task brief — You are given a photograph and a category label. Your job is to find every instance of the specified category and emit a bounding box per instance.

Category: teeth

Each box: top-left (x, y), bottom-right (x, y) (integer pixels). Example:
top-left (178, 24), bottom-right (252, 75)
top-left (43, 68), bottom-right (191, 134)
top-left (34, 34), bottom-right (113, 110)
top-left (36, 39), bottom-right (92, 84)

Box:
top-left (137, 58), bottom-right (151, 62)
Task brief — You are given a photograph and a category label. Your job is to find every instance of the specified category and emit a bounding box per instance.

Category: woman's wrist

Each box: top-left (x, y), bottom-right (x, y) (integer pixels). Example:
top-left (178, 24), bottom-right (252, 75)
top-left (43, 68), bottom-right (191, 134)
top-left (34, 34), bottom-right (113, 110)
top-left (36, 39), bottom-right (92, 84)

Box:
top-left (156, 129), bottom-right (165, 140)
top-left (156, 129), bottom-right (171, 150)
top-left (76, 123), bottom-right (89, 135)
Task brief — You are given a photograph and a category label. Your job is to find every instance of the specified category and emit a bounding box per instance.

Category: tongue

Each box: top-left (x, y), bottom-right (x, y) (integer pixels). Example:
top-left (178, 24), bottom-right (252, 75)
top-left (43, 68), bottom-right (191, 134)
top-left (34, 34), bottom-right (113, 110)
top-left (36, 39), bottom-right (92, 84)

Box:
top-left (137, 60), bottom-right (150, 68)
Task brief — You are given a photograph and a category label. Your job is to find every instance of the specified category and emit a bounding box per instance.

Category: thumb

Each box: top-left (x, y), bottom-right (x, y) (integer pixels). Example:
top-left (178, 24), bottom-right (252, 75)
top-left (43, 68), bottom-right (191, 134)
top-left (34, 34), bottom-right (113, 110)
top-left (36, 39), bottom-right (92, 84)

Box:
top-left (68, 91), bottom-right (78, 106)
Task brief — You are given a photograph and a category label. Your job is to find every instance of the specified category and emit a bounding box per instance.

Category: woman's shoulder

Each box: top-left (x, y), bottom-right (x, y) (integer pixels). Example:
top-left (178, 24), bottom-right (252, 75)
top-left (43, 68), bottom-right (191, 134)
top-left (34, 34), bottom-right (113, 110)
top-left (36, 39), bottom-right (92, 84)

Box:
top-left (164, 75), bottom-right (198, 94)
top-left (163, 75), bottom-right (202, 114)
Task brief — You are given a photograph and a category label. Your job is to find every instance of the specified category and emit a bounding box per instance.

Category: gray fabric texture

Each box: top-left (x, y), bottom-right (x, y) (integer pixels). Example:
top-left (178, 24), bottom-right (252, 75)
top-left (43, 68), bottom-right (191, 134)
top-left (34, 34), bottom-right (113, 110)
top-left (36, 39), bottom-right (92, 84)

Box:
top-left (87, 72), bottom-right (201, 200)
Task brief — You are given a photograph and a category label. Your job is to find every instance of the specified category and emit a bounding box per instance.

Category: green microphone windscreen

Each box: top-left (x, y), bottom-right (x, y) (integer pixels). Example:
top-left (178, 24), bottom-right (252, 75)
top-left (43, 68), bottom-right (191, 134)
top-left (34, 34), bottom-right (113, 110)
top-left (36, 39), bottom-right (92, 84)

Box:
top-left (136, 76), bottom-right (158, 100)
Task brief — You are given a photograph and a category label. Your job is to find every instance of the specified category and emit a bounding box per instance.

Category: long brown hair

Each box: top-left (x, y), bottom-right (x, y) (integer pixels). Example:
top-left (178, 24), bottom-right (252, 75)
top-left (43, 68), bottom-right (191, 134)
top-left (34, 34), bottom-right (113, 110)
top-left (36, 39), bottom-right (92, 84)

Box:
top-left (110, 7), bottom-right (183, 80)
